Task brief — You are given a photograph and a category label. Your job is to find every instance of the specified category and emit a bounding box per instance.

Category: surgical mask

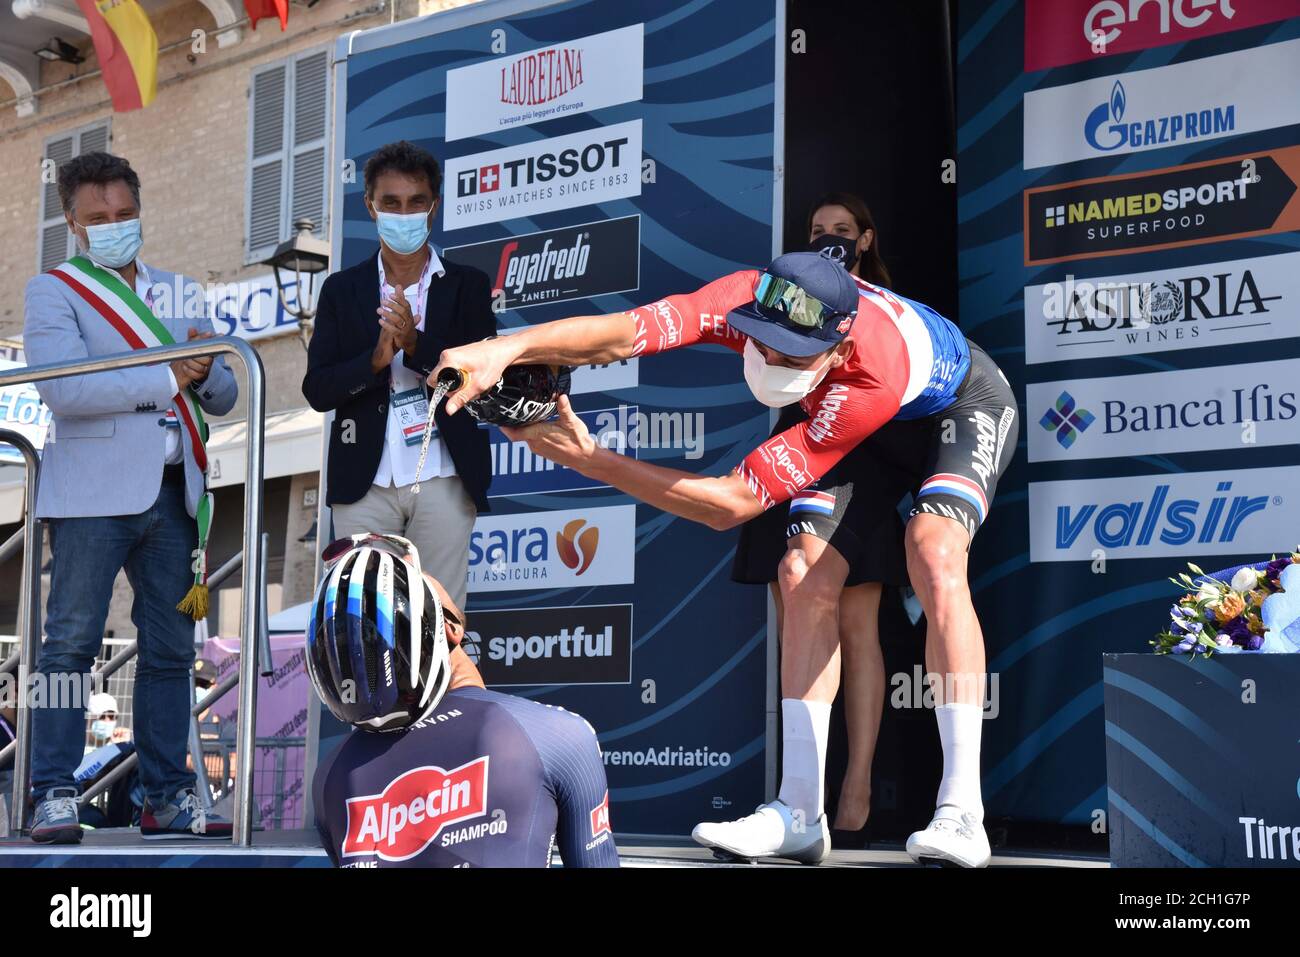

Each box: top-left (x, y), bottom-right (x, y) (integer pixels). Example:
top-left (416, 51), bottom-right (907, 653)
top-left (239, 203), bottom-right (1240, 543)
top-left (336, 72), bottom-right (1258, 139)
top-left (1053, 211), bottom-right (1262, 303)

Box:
top-left (743, 339), bottom-right (834, 408)
top-left (91, 719), bottom-right (115, 742)
top-left (375, 210), bottom-right (431, 255)
top-left (75, 217), bottom-right (143, 269)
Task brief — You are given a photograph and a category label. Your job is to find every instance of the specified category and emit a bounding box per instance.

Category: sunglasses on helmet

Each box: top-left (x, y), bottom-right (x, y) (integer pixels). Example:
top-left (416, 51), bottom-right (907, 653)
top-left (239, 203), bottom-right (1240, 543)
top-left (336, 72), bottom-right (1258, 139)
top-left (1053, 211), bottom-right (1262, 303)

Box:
top-left (753, 272), bottom-right (850, 330)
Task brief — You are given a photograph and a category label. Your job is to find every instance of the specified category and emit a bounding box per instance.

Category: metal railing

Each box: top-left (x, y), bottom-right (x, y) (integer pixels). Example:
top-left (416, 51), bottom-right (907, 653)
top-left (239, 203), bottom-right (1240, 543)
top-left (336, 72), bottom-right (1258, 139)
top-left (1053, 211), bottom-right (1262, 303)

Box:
top-left (0, 337), bottom-right (266, 846)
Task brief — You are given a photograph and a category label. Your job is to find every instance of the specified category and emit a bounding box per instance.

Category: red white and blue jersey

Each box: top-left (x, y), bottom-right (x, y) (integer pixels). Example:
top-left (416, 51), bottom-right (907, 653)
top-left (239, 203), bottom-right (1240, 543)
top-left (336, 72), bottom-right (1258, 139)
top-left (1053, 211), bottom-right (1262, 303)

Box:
top-left (629, 271), bottom-right (971, 509)
top-left (313, 687), bottom-right (619, 868)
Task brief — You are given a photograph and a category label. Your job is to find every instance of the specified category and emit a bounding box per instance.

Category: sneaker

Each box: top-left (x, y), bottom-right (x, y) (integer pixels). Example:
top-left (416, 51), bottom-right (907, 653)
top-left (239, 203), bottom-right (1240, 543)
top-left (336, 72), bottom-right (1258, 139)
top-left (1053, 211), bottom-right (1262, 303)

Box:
top-left (140, 788), bottom-right (232, 840)
top-left (692, 800), bottom-right (830, 864)
top-left (31, 787), bottom-right (83, 845)
top-left (906, 805), bottom-right (991, 868)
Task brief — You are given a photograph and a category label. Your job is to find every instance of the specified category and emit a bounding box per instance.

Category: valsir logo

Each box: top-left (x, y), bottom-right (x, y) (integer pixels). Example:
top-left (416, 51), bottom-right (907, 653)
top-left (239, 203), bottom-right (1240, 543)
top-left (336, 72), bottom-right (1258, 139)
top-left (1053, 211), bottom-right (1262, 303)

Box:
top-left (1029, 466), bottom-right (1295, 562)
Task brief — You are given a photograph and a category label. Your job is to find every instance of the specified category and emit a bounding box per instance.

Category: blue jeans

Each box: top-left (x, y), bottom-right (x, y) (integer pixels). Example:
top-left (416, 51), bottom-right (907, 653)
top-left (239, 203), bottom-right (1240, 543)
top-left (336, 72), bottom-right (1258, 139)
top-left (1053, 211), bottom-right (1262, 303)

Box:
top-left (31, 477), bottom-right (197, 806)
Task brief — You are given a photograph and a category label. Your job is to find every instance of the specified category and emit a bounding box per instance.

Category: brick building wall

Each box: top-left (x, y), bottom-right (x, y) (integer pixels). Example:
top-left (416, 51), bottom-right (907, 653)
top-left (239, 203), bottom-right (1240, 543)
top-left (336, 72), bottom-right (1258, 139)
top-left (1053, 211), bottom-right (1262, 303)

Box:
top-left (0, 0), bottom-right (482, 638)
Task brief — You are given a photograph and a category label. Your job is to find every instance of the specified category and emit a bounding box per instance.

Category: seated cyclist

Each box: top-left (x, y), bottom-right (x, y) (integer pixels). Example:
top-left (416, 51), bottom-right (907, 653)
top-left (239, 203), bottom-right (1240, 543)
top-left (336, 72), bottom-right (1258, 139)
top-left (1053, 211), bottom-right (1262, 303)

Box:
top-left (309, 533), bottom-right (619, 868)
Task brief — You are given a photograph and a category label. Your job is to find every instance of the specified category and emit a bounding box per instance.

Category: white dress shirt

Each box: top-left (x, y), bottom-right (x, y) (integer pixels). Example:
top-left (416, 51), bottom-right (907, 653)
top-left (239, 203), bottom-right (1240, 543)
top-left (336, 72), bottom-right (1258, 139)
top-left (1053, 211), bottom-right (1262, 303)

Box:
top-left (372, 245), bottom-right (458, 488)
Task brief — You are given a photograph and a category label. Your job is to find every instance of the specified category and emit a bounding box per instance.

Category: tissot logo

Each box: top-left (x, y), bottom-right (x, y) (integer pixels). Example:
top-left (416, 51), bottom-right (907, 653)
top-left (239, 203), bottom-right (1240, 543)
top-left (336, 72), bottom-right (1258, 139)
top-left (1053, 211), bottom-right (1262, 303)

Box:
top-left (444, 120), bottom-right (642, 230)
top-left (445, 215), bottom-right (640, 312)
top-left (1024, 251), bottom-right (1298, 364)
top-left (1024, 147), bottom-right (1300, 264)
top-left (462, 603), bottom-right (633, 686)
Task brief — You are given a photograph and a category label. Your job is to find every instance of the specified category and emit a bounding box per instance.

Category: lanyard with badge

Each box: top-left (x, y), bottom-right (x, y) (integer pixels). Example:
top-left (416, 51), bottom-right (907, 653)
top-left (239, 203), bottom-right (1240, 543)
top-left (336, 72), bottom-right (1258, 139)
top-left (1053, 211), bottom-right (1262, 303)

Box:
top-left (379, 251), bottom-right (436, 453)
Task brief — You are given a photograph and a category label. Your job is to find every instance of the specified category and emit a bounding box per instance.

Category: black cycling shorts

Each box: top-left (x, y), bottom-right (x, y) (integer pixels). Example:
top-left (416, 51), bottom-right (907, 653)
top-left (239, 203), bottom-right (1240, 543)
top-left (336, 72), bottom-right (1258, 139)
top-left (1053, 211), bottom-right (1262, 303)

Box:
top-left (784, 342), bottom-right (1018, 563)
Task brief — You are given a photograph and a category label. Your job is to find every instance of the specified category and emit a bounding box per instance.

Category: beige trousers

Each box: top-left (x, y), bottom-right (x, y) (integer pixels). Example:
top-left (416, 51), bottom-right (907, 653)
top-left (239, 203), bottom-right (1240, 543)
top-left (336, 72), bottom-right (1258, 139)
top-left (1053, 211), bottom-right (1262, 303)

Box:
top-left (331, 476), bottom-right (477, 610)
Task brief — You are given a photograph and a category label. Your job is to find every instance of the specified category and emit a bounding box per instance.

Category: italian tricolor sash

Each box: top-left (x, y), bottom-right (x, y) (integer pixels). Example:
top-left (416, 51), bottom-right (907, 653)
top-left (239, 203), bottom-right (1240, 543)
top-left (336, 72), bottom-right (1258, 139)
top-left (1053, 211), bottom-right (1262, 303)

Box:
top-left (48, 255), bottom-right (216, 620)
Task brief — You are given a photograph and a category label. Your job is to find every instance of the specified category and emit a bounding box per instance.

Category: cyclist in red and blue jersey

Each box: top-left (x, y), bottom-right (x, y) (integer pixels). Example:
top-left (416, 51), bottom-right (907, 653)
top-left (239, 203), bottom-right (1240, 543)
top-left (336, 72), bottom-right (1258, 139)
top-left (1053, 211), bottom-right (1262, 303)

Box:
top-left (433, 251), bottom-right (1018, 868)
top-left (308, 534), bottom-right (619, 868)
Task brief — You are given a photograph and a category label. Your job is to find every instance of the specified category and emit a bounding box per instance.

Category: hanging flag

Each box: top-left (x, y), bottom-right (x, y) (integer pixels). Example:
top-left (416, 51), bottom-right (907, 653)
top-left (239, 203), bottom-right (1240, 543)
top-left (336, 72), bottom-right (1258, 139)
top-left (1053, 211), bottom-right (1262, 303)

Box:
top-left (244, 0), bottom-right (289, 30)
top-left (75, 0), bottom-right (158, 112)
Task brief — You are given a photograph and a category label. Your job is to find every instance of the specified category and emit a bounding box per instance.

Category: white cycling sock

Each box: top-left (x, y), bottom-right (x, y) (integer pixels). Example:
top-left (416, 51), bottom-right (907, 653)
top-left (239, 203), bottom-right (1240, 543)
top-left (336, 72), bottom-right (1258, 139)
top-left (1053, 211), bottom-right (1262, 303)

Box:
top-left (935, 702), bottom-right (984, 819)
top-left (777, 698), bottom-right (831, 823)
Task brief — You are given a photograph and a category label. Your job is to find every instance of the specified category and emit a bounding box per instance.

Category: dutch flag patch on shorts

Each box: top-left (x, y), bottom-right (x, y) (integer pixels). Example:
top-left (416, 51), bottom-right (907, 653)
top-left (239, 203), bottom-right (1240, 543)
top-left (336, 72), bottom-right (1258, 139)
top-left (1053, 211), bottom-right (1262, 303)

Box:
top-left (790, 491), bottom-right (836, 516)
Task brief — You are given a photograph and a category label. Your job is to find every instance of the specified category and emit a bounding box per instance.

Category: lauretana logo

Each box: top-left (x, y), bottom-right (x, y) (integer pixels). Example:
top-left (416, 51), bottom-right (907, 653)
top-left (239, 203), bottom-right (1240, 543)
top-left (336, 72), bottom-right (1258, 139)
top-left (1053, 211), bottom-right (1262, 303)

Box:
top-left (500, 45), bottom-right (584, 107)
top-left (342, 757), bottom-right (489, 861)
top-left (557, 518), bottom-right (599, 575)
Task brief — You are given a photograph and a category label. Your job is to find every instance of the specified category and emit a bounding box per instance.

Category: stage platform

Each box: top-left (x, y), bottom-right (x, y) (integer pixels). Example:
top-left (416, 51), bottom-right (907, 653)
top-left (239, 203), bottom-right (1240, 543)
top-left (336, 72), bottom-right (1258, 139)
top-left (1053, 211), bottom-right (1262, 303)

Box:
top-left (0, 830), bottom-right (1109, 868)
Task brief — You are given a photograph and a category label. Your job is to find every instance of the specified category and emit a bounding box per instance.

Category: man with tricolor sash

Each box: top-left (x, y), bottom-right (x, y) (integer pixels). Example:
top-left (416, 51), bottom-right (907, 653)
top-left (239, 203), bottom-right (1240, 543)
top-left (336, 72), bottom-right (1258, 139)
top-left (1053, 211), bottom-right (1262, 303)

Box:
top-left (21, 152), bottom-right (237, 843)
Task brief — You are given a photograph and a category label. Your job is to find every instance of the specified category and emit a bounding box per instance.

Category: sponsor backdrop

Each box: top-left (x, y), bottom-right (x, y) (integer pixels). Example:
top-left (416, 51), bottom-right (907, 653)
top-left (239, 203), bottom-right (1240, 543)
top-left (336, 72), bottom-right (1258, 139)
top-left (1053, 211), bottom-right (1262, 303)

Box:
top-left (326, 0), bottom-right (777, 834)
top-left (1103, 653), bottom-right (1300, 866)
top-left (957, 1), bottom-right (1300, 827)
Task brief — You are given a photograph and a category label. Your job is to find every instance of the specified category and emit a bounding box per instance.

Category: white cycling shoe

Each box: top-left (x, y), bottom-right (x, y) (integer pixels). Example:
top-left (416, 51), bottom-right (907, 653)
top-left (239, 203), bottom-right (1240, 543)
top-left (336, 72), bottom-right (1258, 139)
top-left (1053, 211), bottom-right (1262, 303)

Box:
top-left (906, 805), bottom-right (991, 868)
top-left (692, 799), bottom-right (830, 864)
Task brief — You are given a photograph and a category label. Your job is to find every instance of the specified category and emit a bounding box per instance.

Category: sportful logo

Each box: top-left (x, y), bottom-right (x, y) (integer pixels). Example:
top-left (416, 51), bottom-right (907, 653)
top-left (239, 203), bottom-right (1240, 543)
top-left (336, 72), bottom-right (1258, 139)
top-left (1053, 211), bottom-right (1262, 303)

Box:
top-left (1083, 80), bottom-right (1233, 154)
top-left (342, 758), bottom-right (489, 861)
top-left (557, 518), bottom-right (599, 575)
top-left (1040, 392), bottom-right (1096, 448)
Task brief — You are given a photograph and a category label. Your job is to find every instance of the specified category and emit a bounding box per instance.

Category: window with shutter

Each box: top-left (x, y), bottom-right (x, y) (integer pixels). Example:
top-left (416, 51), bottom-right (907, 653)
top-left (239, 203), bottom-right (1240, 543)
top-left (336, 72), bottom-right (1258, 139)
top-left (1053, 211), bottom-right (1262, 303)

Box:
top-left (37, 121), bottom-right (112, 273)
top-left (246, 47), bottom-right (332, 264)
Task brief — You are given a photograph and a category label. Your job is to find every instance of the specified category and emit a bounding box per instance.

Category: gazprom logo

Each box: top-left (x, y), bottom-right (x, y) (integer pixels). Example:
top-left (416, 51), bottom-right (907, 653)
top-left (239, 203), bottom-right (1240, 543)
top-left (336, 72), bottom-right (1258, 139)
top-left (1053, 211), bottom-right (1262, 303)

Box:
top-left (1083, 80), bottom-right (1235, 153)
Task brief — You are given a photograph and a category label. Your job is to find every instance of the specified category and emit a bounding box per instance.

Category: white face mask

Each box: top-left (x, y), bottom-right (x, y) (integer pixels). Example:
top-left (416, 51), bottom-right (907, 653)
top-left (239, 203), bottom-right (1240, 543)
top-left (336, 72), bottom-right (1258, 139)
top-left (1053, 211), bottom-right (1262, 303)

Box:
top-left (742, 339), bottom-right (835, 408)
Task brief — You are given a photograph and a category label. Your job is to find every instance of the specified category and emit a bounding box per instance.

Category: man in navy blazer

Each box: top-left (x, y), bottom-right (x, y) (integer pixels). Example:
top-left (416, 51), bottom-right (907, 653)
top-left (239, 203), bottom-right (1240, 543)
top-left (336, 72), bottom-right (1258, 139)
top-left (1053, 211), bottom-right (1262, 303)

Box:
top-left (303, 141), bottom-right (494, 609)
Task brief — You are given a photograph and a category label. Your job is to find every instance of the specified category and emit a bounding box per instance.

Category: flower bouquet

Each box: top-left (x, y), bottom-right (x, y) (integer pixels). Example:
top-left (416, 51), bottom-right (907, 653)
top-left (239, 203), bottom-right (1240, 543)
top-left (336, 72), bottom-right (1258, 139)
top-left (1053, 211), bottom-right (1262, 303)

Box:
top-left (1152, 550), bottom-right (1300, 657)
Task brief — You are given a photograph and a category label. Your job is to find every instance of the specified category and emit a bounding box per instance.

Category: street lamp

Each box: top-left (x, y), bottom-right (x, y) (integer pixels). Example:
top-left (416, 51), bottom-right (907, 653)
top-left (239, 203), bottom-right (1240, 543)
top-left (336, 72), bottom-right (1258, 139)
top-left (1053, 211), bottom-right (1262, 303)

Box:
top-left (260, 218), bottom-right (330, 348)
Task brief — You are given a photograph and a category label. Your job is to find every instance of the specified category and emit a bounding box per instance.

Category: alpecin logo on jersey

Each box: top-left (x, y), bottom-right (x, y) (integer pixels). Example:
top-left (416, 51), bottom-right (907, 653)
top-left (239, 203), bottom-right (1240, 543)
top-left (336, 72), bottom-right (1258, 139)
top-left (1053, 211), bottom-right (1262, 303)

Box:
top-left (758, 437), bottom-right (812, 495)
top-left (591, 791), bottom-right (611, 837)
top-left (342, 757), bottom-right (490, 861)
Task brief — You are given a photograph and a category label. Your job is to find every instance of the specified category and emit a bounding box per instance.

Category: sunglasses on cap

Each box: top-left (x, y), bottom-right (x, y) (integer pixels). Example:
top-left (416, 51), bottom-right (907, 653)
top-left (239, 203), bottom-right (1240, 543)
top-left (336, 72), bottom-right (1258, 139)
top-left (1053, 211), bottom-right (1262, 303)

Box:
top-left (753, 272), bottom-right (851, 330)
top-left (321, 533), bottom-right (464, 628)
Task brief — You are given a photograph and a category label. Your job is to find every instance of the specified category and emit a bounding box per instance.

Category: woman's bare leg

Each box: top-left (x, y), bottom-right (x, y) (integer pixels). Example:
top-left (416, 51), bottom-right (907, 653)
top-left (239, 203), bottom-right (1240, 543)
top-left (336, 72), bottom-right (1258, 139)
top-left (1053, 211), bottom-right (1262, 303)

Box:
top-left (834, 582), bottom-right (884, 831)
